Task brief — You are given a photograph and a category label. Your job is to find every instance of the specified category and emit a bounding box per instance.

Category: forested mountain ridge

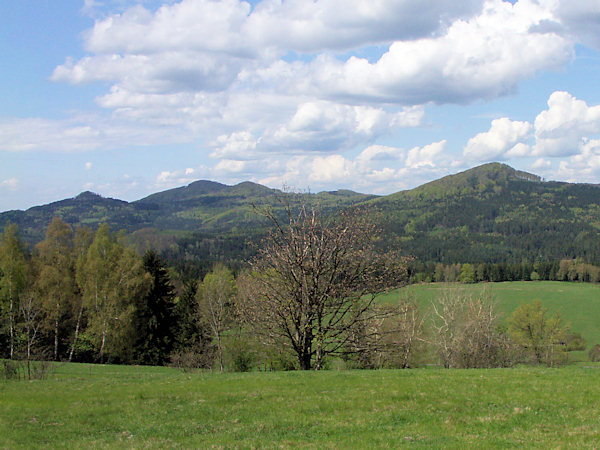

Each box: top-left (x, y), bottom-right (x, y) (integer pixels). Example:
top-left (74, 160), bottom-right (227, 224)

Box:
top-left (368, 163), bottom-right (600, 264)
top-left (0, 180), bottom-right (375, 268)
top-left (2, 162), bottom-right (600, 267)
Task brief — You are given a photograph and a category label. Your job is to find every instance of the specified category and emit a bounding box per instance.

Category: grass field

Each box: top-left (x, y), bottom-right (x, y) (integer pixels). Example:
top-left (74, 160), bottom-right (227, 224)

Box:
top-left (379, 281), bottom-right (600, 351)
top-left (2, 362), bottom-right (600, 448)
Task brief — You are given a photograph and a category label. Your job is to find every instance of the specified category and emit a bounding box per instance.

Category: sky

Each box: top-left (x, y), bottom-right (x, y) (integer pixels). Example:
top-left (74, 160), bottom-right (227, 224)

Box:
top-left (1, 0), bottom-right (600, 212)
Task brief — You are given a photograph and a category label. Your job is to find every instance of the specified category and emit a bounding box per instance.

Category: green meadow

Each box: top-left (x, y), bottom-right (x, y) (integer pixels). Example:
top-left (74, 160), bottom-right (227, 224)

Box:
top-left (3, 281), bottom-right (600, 448)
top-left (2, 362), bottom-right (600, 448)
top-left (381, 281), bottom-right (600, 350)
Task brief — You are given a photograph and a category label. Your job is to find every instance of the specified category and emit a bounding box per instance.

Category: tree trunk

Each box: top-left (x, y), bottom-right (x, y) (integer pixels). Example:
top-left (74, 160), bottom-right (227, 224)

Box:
top-left (216, 332), bottom-right (223, 372)
top-left (98, 328), bottom-right (107, 363)
top-left (9, 297), bottom-right (14, 359)
top-left (54, 315), bottom-right (59, 361)
top-left (68, 302), bottom-right (84, 362)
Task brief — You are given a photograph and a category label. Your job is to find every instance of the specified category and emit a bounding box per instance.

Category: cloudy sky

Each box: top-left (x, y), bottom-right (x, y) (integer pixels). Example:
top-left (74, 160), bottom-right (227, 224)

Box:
top-left (1, 0), bottom-right (600, 211)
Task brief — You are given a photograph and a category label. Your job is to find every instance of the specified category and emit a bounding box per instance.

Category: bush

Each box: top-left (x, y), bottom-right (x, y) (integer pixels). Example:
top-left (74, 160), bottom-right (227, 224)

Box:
top-left (170, 348), bottom-right (213, 372)
top-left (565, 332), bottom-right (587, 352)
top-left (1, 360), bottom-right (21, 380)
top-left (589, 344), bottom-right (600, 362)
top-left (222, 332), bottom-right (256, 372)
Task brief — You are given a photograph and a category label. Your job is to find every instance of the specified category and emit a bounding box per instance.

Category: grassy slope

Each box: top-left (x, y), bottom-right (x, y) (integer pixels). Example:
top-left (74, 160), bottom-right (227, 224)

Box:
top-left (378, 281), bottom-right (600, 349)
top-left (2, 363), bottom-right (600, 448)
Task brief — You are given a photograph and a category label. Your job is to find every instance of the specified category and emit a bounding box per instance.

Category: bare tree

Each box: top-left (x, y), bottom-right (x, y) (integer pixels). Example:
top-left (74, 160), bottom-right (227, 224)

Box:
top-left (237, 203), bottom-right (407, 370)
top-left (431, 289), bottom-right (516, 368)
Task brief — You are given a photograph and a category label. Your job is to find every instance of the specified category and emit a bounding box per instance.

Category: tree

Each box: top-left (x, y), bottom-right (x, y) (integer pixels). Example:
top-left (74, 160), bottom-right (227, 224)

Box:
top-left (133, 250), bottom-right (177, 365)
top-left (431, 289), bottom-right (515, 368)
top-left (238, 204), bottom-right (407, 370)
top-left (34, 217), bottom-right (77, 360)
top-left (458, 263), bottom-right (475, 283)
top-left (77, 224), bottom-right (149, 362)
top-left (508, 300), bottom-right (570, 366)
top-left (0, 224), bottom-right (30, 359)
top-left (69, 226), bottom-right (93, 361)
top-left (196, 264), bottom-right (236, 371)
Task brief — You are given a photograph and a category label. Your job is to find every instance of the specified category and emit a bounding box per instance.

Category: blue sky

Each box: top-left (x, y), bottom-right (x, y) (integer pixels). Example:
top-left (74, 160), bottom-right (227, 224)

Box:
top-left (2, 0), bottom-right (600, 211)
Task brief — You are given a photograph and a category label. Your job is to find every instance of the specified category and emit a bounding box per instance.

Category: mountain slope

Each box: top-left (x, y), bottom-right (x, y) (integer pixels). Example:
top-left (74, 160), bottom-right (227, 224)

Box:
top-left (367, 163), bottom-right (600, 264)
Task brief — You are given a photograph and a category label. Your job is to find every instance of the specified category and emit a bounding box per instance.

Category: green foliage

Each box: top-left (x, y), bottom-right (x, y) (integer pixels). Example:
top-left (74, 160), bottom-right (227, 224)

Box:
top-left (133, 250), bottom-right (177, 365)
top-left (509, 300), bottom-right (570, 366)
top-left (588, 344), bottom-right (600, 362)
top-left (458, 263), bottom-right (475, 283)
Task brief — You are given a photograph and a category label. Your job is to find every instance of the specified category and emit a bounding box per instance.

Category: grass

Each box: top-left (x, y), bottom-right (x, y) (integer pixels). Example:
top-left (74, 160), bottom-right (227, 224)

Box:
top-left (2, 363), bottom-right (600, 448)
top-left (379, 281), bottom-right (600, 350)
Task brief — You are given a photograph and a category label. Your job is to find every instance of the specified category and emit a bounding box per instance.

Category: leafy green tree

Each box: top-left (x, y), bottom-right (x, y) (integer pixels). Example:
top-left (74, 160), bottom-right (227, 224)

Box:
top-left (77, 224), bottom-right (149, 362)
top-left (69, 226), bottom-right (93, 361)
top-left (458, 263), bottom-right (475, 283)
top-left (34, 217), bottom-right (77, 360)
top-left (133, 250), bottom-right (177, 365)
top-left (0, 224), bottom-right (30, 359)
top-left (196, 264), bottom-right (237, 371)
top-left (509, 300), bottom-right (570, 366)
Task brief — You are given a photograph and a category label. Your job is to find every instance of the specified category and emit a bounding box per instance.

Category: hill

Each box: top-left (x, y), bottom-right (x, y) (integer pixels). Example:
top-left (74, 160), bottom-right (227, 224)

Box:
top-left (367, 163), bottom-right (600, 264)
top-left (2, 162), bottom-right (600, 267)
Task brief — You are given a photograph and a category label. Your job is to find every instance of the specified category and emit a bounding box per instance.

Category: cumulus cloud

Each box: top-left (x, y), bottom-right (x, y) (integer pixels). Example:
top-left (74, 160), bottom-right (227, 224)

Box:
top-left (246, 140), bottom-right (453, 194)
top-left (46, 0), bottom-right (577, 159)
top-left (298, 0), bottom-right (572, 104)
top-left (534, 91), bottom-right (600, 156)
top-left (554, 139), bottom-right (600, 182)
top-left (463, 118), bottom-right (532, 160)
top-left (212, 102), bottom-right (423, 159)
top-left (85, 162), bottom-right (93, 170)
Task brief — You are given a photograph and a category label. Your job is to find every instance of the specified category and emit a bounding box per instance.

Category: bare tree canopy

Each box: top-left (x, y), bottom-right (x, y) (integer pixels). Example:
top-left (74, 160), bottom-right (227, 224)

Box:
top-left (238, 203), bottom-right (408, 370)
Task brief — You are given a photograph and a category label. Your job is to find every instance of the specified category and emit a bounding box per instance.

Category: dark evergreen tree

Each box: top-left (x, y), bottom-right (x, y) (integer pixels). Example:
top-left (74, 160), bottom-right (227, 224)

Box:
top-left (134, 250), bottom-right (177, 365)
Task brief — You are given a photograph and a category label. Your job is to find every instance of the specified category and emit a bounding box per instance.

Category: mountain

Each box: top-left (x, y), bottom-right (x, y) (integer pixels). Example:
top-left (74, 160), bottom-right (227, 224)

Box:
top-left (367, 162), bottom-right (600, 264)
top-left (0, 181), bottom-right (373, 259)
top-left (2, 162), bottom-right (600, 267)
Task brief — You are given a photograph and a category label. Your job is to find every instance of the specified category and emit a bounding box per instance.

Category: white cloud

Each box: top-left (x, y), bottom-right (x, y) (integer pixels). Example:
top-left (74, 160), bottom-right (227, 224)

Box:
top-left (0, 178), bottom-right (18, 191)
top-left (530, 158), bottom-right (552, 170)
top-left (298, 0), bottom-right (572, 105)
top-left (44, 0), bottom-right (576, 159)
top-left (406, 141), bottom-right (447, 169)
top-left (534, 91), bottom-right (600, 156)
top-left (211, 102), bottom-right (423, 159)
top-left (85, 162), bottom-right (93, 170)
top-left (463, 118), bottom-right (532, 160)
top-left (554, 139), bottom-right (600, 182)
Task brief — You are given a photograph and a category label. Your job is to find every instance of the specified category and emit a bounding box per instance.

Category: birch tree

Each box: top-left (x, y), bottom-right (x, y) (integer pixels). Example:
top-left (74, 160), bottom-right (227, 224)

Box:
top-left (0, 224), bottom-right (30, 359)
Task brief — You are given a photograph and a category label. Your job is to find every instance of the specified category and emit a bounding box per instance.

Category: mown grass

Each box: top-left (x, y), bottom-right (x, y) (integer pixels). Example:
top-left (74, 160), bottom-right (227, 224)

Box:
top-left (379, 281), bottom-right (600, 351)
top-left (2, 363), bottom-right (600, 448)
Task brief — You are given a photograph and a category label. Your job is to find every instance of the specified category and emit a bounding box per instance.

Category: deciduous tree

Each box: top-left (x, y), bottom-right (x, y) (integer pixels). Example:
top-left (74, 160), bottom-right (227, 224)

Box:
top-left (196, 264), bottom-right (236, 371)
top-left (238, 204), bottom-right (407, 370)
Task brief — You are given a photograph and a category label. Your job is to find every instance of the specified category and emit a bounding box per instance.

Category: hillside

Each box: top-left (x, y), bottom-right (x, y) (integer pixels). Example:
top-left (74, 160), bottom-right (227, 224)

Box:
top-left (0, 181), bottom-right (374, 268)
top-left (2, 162), bottom-right (600, 267)
top-left (366, 163), bottom-right (600, 264)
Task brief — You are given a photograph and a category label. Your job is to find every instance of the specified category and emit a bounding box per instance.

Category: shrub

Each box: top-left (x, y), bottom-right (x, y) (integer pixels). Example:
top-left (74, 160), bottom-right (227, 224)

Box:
top-left (589, 344), bottom-right (600, 362)
top-left (565, 332), bottom-right (587, 352)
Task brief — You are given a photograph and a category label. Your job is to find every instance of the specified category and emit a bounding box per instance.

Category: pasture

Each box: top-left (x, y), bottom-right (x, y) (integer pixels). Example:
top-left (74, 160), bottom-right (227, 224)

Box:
top-left (2, 362), bottom-right (600, 447)
top-left (383, 281), bottom-right (600, 350)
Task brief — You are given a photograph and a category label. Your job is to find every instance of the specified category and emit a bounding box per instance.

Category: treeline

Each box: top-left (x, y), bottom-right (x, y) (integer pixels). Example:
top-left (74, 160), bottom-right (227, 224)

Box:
top-left (0, 219), bottom-right (203, 366)
top-left (409, 260), bottom-right (600, 284)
